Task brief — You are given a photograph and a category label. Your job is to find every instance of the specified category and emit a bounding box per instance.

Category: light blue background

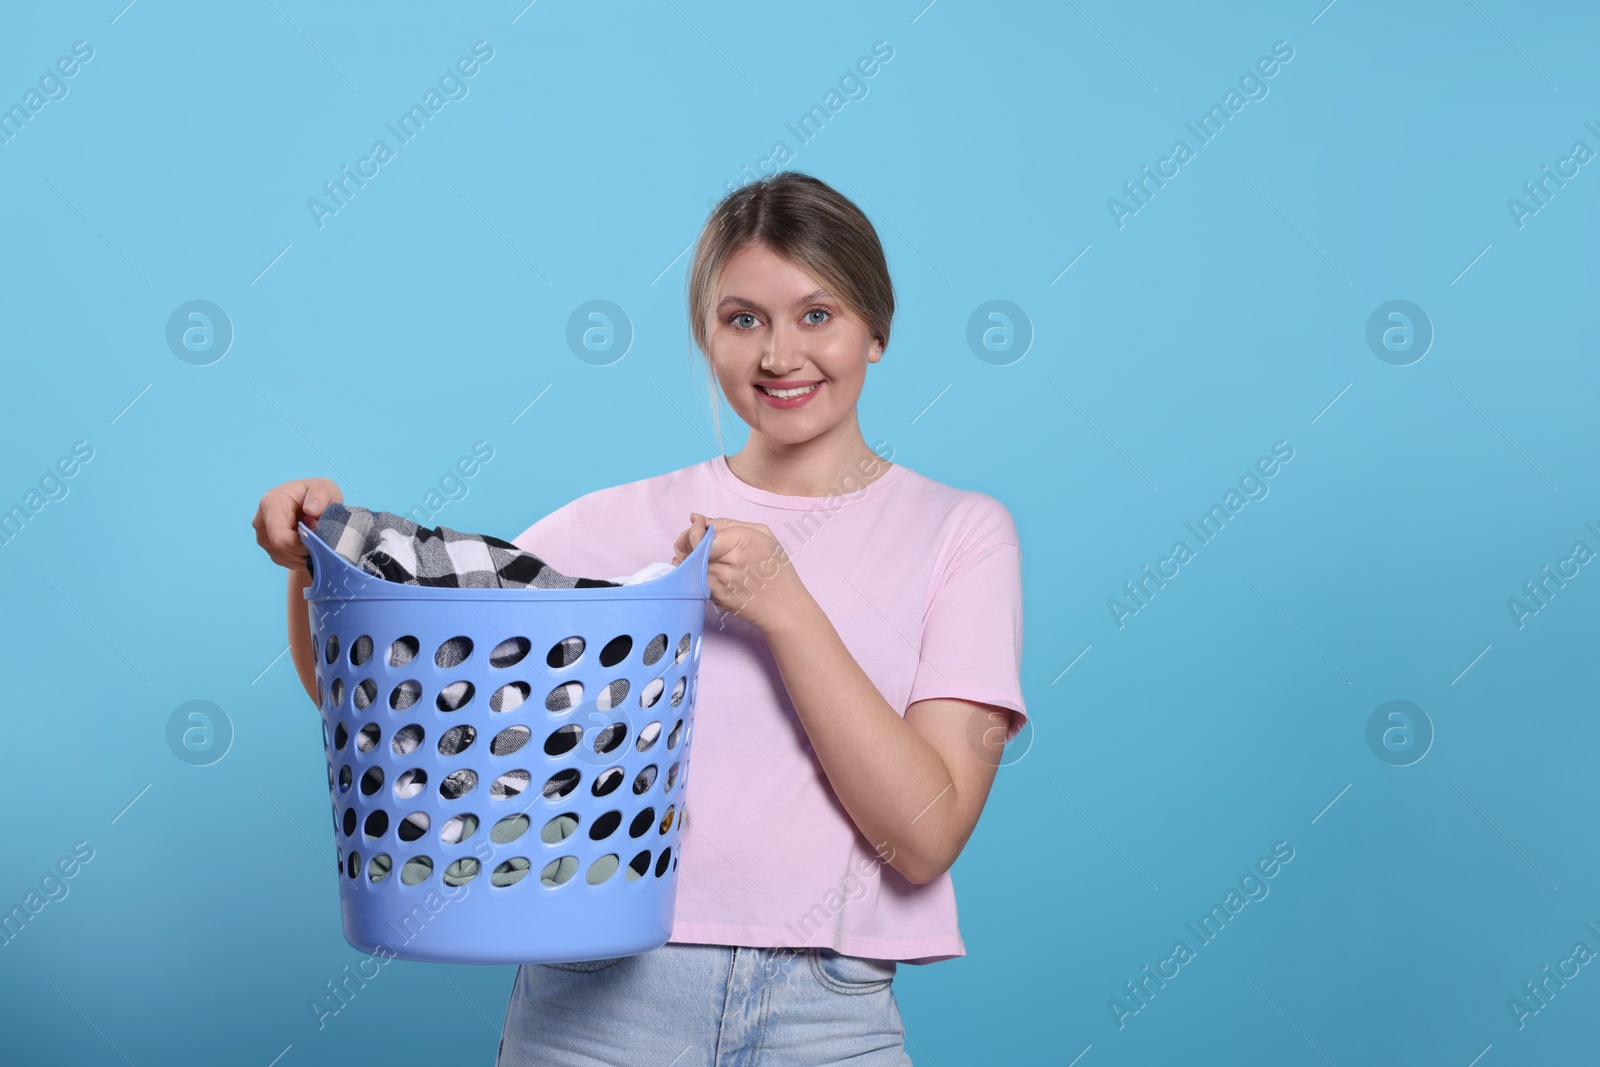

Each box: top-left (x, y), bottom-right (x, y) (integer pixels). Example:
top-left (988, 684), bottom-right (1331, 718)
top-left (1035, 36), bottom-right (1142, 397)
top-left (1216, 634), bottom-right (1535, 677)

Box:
top-left (2, 1), bottom-right (1596, 1064)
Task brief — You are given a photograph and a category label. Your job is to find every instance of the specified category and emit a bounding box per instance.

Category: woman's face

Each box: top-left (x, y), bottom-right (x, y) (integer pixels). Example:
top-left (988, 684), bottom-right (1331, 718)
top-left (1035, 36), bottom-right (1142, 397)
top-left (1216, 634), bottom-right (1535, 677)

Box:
top-left (704, 241), bottom-right (882, 447)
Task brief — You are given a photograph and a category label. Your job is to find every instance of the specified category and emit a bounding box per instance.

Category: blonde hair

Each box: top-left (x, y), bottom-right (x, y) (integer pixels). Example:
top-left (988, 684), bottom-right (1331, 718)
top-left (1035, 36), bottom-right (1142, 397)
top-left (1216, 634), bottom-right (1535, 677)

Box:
top-left (685, 171), bottom-right (895, 453)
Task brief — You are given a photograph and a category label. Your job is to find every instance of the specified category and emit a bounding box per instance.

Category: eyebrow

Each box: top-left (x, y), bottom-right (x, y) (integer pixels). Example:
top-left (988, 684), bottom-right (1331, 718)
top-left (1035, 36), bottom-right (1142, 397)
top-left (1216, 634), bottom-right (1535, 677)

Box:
top-left (714, 288), bottom-right (833, 315)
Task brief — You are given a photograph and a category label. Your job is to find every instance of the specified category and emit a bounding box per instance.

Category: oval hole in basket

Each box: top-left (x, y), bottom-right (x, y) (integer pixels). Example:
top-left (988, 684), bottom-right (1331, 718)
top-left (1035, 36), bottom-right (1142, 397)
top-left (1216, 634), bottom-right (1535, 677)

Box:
top-left (439, 769), bottom-right (478, 800)
top-left (394, 767), bottom-right (427, 799)
top-left (438, 724), bottom-right (476, 756)
top-left (544, 682), bottom-right (582, 713)
top-left (494, 813), bottom-right (534, 844)
top-left (400, 856), bottom-right (433, 886)
top-left (538, 813), bottom-right (577, 844)
top-left (540, 856), bottom-right (578, 887)
top-left (441, 813), bottom-right (479, 845)
top-left (629, 807), bottom-right (656, 839)
top-left (597, 678), bottom-right (630, 712)
top-left (599, 635), bottom-right (632, 667)
top-left (390, 680), bottom-right (421, 712)
top-left (434, 636), bottom-right (473, 668)
top-left (398, 812), bottom-right (430, 843)
top-left (493, 858), bottom-right (532, 887)
top-left (642, 633), bottom-right (668, 666)
top-left (391, 725), bottom-right (424, 757)
top-left (544, 725), bottom-right (581, 757)
top-left (388, 636), bottom-right (419, 668)
top-left (491, 725), bottom-right (531, 757)
top-left (543, 769), bottom-right (580, 800)
top-left (588, 810), bottom-right (622, 841)
top-left (546, 636), bottom-right (585, 670)
top-left (443, 858), bottom-right (480, 887)
top-left (586, 854), bottom-right (619, 885)
top-left (593, 722), bottom-right (628, 755)
top-left (436, 681), bottom-right (474, 713)
top-left (491, 770), bottom-right (529, 801)
top-left (490, 682), bottom-right (530, 714)
top-left (489, 636), bottom-right (530, 669)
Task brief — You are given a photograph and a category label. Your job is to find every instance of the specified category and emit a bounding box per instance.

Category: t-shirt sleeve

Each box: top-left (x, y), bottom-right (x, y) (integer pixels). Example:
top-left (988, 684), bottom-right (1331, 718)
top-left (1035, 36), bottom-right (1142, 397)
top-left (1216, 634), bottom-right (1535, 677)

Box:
top-left (905, 500), bottom-right (1028, 743)
top-left (510, 499), bottom-right (580, 575)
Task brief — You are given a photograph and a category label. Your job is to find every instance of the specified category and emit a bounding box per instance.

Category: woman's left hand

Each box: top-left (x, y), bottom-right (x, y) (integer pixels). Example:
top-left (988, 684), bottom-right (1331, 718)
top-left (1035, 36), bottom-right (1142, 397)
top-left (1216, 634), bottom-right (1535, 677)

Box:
top-left (671, 513), bottom-right (808, 634)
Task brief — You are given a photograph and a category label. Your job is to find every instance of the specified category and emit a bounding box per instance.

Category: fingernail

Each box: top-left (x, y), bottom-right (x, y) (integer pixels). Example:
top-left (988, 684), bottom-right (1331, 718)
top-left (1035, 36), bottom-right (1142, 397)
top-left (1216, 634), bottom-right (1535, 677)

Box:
top-left (306, 496), bottom-right (323, 512)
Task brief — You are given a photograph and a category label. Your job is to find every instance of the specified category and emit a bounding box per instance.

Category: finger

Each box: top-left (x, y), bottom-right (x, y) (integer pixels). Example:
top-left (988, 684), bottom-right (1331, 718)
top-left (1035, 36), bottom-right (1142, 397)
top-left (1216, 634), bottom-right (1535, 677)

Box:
top-left (303, 478), bottom-right (337, 520)
top-left (257, 490), bottom-right (302, 567)
top-left (274, 482), bottom-right (323, 565)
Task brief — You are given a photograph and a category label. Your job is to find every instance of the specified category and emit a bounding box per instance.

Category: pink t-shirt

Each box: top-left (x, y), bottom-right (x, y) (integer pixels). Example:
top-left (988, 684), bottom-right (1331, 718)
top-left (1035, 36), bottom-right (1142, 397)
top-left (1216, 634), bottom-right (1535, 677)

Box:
top-left (511, 453), bottom-right (1027, 964)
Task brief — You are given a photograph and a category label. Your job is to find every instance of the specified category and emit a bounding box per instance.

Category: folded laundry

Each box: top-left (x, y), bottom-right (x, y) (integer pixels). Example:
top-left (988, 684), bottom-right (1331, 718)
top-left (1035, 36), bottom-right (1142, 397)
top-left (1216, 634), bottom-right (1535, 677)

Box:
top-left (609, 561), bottom-right (677, 585)
top-left (310, 504), bottom-right (675, 591)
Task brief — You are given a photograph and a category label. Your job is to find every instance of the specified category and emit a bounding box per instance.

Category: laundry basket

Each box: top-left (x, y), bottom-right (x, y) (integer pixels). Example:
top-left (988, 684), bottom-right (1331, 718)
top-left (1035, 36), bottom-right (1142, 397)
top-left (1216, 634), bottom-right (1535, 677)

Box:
top-left (295, 519), bottom-right (714, 965)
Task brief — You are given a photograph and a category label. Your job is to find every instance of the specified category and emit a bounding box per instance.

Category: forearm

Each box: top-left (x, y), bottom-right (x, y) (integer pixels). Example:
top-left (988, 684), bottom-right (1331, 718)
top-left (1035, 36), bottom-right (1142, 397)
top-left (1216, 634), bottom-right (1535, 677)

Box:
top-left (286, 566), bottom-right (318, 706)
top-left (761, 591), bottom-right (961, 885)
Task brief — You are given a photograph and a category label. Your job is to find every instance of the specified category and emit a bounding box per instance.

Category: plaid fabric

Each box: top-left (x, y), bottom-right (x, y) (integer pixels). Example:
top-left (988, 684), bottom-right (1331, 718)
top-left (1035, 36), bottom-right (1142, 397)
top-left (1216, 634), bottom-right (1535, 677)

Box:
top-left (310, 503), bottom-right (620, 590)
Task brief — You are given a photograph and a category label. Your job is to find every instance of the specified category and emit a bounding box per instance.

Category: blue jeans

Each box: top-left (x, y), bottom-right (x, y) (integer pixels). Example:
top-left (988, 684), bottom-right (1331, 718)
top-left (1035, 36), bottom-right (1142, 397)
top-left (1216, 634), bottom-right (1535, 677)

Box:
top-left (496, 942), bottom-right (914, 1065)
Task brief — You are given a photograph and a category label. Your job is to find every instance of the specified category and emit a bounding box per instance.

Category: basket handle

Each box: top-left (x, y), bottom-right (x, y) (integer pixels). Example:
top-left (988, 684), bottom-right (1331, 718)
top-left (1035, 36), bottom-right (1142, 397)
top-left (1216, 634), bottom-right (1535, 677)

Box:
top-left (296, 518), bottom-right (715, 601)
top-left (297, 520), bottom-right (390, 602)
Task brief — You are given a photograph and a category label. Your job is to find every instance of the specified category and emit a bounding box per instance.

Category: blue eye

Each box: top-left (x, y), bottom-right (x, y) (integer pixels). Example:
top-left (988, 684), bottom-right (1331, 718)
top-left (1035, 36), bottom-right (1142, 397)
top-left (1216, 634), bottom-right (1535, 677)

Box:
top-left (729, 312), bottom-right (757, 329)
top-left (804, 308), bottom-right (830, 325)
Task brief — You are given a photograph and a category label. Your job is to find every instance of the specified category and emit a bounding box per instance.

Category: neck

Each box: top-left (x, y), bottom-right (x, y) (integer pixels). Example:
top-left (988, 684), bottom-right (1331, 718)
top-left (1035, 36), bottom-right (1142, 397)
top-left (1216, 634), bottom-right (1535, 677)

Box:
top-left (727, 425), bottom-right (892, 498)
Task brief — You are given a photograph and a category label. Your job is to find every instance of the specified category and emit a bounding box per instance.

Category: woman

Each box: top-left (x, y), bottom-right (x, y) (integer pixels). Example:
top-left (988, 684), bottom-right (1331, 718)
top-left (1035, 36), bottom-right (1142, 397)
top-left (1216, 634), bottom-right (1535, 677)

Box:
top-left (252, 171), bottom-right (1027, 1065)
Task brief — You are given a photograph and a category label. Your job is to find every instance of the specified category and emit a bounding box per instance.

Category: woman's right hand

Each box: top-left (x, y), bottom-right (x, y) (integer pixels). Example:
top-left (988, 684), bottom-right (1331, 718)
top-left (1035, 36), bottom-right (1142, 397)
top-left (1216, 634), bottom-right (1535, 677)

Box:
top-left (252, 477), bottom-right (343, 572)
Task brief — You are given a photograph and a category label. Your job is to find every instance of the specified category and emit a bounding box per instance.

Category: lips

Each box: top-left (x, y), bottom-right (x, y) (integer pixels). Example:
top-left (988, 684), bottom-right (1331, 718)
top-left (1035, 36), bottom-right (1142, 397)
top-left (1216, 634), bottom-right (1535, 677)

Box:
top-left (753, 380), bottom-right (824, 408)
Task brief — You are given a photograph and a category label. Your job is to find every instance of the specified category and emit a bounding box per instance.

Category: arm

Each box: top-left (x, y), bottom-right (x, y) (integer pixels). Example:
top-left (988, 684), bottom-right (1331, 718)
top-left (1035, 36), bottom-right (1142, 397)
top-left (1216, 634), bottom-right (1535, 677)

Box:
top-left (761, 592), bottom-right (1011, 885)
top-left (674, 510), bottom-right (1027, 885)
top-left (252, 476), bottom-right (342, 709)
top-left (287, 565), bottom-right (317, 706)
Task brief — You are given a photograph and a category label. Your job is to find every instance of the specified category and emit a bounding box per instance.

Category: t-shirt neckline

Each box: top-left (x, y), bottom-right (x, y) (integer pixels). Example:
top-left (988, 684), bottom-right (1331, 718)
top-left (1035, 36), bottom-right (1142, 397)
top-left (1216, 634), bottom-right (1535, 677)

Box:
top-left (710, 453), bottom-right (908, 511)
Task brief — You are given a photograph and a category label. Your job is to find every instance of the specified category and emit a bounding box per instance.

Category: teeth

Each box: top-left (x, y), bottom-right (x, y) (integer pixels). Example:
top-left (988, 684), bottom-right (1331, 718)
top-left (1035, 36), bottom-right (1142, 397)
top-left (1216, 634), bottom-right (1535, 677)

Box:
top-left (759, 383), bottom-right (818, 399)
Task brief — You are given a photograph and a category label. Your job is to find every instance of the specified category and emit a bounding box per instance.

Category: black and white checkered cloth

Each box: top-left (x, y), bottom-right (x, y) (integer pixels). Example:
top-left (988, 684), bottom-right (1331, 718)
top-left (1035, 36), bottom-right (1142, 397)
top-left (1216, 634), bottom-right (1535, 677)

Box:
top-left (309, 503), bottom-right (620, 590)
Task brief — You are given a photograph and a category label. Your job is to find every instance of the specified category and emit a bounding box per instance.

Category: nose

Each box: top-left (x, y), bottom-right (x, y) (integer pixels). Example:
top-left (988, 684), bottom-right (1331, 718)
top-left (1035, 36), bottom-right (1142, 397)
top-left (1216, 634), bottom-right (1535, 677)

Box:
top-left (760, 322), bottom-right (805, 376)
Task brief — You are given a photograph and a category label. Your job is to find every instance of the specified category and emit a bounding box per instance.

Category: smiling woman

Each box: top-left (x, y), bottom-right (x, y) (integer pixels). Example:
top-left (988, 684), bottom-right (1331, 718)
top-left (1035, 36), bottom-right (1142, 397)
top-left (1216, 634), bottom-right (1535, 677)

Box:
top-left (494, 171), bottom-right (1029, 1066)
